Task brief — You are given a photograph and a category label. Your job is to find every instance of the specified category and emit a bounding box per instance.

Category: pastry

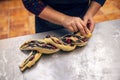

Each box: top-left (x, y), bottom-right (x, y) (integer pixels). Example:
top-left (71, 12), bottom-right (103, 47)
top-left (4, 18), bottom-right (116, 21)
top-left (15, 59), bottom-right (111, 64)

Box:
top-left (19, 31), bottom-right (92, 72)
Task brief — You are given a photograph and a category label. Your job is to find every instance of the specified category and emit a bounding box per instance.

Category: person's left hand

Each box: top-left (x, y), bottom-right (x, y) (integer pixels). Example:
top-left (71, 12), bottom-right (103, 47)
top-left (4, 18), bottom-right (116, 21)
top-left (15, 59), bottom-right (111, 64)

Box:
top-left (83, 14), bottom-right (95, 32)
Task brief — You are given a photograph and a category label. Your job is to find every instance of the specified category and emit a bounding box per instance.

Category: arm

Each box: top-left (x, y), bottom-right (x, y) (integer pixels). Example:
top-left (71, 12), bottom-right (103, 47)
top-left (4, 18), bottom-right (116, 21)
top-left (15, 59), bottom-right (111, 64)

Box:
top-left (83, 0), bottom-right (106, 32)
top-left (22, 0), bottom-right (88, 36)
top-left (39, 6), bottom-right (68, 25)
top-left (39, 6), bottom-right (88, 36)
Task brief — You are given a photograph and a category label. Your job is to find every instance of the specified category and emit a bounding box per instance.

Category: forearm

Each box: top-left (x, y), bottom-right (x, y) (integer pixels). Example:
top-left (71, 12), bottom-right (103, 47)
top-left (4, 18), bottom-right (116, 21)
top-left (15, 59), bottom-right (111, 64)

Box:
top-left (22, 0), bottom-right (68, 25)
top-left (38, 6), bottom-right (69, 25)
top-left (85, 1), bottom-right (101, 17)
top-left (39, 1), bottom-right (101, 25)
top-left (38, 6), bottom-right (89, 35)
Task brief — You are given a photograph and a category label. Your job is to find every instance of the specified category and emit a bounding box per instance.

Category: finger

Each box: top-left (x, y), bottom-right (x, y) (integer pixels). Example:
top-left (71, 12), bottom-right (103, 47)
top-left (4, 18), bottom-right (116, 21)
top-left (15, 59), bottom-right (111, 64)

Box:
top-left (90, 24), bottom-right (95, 32)
top-left (84, 26), bottom-right (92, 38)
top-left (84, 26), bottom-right (91, 34)
top-left (71, 23), bottom-right (78, 32)
top-left (79, 19), bottom-right (89, 35)
top-left (79, 19), bottom-right (86, 27)
top-left (76, 22), bottom-right (86, 36)
top-left (83, 18), bottom-right (91, 34)
top-left (89, 20), bottom-right (95, 32)
top-left (87, 20), bottom-right (91, 30)
top-left (78, 20), bottom-right (89, 35)
top-left (83, 17), bottom-right (88, 26)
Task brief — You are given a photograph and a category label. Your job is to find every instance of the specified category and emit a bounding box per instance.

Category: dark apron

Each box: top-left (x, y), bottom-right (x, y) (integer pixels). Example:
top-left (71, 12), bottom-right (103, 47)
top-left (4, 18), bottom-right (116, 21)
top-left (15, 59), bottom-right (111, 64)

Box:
top-left (35, 0), bottom-right (90, 33)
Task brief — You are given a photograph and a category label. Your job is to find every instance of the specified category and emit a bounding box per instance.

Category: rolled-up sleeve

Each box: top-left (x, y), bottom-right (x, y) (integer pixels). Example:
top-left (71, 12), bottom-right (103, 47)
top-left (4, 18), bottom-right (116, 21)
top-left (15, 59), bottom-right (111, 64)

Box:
top-left (22, 0), bottom-right (47, 16)
top-left (92, 0), bottom-right (106, 6)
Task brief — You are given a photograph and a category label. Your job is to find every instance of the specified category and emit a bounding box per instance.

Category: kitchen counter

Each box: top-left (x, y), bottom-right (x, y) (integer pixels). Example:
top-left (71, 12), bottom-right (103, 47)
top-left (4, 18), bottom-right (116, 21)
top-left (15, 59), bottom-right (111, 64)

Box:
top-left (0, 19), bottom-right (120, 80)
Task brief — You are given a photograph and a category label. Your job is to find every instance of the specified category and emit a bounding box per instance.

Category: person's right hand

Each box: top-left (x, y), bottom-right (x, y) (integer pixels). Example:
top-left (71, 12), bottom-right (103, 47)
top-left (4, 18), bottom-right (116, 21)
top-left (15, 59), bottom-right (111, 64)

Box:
top-left (61, 16), bottom-right (90, 36)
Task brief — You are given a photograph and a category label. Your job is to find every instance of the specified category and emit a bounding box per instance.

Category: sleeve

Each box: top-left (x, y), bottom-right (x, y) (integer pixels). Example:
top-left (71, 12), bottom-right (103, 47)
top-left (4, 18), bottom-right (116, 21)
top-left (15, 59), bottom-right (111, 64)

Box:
top-left (92, 0), bottom-right (106, 6)
top-left (22, 0), bottom-right (47, 16)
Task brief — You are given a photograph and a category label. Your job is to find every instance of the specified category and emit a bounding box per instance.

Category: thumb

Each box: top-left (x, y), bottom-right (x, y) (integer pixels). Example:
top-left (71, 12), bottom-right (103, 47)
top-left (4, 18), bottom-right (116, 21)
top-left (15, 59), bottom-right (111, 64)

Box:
top-left (83, 17), bottom-right (90, 34)
top-left (89, 19), bottom-right (95, 32)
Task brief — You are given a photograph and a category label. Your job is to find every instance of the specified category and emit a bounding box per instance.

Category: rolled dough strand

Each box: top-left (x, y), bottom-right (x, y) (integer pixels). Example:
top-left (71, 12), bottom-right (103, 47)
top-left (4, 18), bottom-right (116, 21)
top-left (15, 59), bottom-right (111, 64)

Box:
top-left (61, 34), bottom-right (88, 47)
top-left (20, 40), bottom-right (60, 54)
top-left (19, 51), bottom-right (42, 72)
top-left (19, 40), bottom-right (60, 72)
top-left (44, 37), bottom-right (76, 51)
top-left (74, 31), bottom-right (92, 38)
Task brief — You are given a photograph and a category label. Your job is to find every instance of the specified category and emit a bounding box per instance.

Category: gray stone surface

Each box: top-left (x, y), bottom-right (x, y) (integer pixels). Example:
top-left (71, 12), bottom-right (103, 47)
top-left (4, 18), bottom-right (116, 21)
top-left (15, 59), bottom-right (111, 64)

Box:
top-left (0, 19), bottom-right (120, 80)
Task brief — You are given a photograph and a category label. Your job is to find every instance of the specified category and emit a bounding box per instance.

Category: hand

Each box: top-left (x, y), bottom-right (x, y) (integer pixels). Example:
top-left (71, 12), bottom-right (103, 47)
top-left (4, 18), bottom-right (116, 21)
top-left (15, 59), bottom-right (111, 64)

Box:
top-left (61, 16), bottom-right (88, 36)
top-left (83, 14), bottom-right (95, 33)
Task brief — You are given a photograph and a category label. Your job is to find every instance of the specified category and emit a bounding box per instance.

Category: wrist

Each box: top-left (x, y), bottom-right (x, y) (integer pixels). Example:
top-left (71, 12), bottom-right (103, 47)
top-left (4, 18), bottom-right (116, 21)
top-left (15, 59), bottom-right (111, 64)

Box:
top-left (85, 11), bottom-right (94, 17)
top-left (85, 1), bottom-right (101, 17)
top-left (84, 13), bottom-right (93, 19)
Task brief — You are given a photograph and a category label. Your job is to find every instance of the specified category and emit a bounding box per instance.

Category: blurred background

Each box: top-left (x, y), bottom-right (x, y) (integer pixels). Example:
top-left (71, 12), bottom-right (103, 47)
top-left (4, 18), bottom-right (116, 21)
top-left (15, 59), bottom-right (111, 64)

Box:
top-left (0, 0), bottom-right (120, 40)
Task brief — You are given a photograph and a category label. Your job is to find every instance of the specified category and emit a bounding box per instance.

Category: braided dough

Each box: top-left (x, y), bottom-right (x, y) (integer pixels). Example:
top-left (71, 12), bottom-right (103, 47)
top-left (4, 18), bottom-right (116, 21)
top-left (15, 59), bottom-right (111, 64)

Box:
top-left (19, 32), bottom-right (92, 72)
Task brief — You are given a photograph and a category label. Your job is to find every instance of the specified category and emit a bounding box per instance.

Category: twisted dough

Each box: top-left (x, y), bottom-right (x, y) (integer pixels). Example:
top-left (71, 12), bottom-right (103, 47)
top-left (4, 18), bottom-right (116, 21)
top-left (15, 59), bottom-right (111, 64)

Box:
top-left (19, 32), bottom-right (92, 72)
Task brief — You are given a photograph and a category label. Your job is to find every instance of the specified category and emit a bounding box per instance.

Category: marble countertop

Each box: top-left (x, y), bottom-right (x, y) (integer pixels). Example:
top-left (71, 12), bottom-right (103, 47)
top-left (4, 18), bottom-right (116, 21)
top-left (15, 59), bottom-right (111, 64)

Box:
top-left (0, 19), bottom-right (120, 80)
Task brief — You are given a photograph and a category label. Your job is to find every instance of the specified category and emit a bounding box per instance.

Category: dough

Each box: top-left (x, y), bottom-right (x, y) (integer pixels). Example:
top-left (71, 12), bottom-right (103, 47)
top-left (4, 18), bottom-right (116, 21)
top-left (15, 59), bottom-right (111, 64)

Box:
top-left (19, 32), bottom-right (92, 72)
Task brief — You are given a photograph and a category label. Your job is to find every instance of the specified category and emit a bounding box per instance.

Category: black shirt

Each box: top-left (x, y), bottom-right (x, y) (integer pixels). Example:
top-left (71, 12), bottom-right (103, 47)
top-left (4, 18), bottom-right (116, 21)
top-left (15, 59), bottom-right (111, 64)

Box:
top-left (22, 0), bottom-right (106, 33)
top-left (22, 0), bottom-right (106, 16)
